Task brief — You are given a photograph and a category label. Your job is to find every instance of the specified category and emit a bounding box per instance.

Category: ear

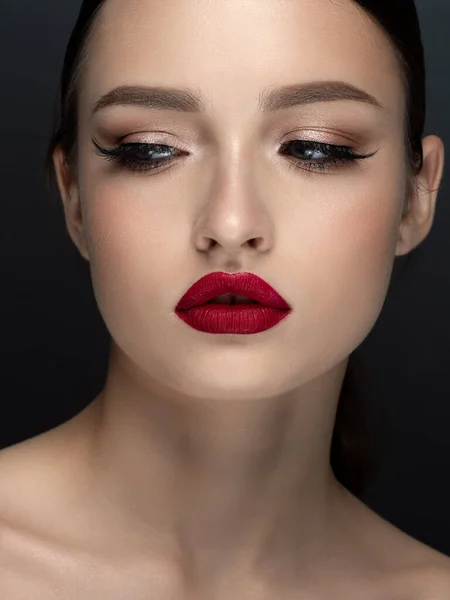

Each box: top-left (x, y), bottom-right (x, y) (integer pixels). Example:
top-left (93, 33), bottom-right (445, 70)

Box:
top-left (53, 147), bottom-right (90, 262)
top-left (396, 135), bottom-right (445, 256)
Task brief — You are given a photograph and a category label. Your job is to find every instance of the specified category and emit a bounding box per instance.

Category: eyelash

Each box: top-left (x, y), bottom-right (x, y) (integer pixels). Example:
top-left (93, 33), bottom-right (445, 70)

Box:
top-left (92, 137), bottom-right (376, 175)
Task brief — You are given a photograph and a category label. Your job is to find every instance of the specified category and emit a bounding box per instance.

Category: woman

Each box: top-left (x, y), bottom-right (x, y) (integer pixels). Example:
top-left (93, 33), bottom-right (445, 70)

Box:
top-left (0, 0), bottom-right (448, 597)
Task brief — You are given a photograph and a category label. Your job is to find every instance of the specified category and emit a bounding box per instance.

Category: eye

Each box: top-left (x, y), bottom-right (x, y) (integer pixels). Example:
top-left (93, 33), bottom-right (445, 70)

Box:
top-left (92, 137), bottom-right (377, 176)
top-left (92, 138), bottom-right (187, 173)
top-left (278, 140), bottom-right (376, 174)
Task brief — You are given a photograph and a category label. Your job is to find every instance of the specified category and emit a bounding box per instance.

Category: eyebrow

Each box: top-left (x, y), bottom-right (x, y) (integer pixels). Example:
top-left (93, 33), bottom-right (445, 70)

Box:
top-left (92, 80), bottom-right (384, 116)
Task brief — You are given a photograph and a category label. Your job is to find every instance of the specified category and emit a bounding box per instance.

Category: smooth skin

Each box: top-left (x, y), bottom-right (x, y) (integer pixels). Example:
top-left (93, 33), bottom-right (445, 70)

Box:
top-left (0, 0), bottom-right (448, 598)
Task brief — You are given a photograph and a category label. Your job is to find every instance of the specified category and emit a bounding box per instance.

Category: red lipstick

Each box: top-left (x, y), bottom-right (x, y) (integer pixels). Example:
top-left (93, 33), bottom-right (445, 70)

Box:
top-left (175, 272), bottom-right (292, 334)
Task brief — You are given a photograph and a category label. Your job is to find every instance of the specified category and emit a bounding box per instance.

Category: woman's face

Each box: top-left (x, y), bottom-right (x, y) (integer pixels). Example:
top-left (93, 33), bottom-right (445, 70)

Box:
top-left (71, 0), bottom-right (408, 401)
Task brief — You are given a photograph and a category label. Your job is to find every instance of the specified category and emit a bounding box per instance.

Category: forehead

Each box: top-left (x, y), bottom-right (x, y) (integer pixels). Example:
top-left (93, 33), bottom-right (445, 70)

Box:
top-left (80, 0), bottom-right (404, 122)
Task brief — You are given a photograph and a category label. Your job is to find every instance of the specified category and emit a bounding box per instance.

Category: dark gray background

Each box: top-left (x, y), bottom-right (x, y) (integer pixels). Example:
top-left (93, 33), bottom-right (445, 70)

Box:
top-left (1, 1), bottom-right (450, 555)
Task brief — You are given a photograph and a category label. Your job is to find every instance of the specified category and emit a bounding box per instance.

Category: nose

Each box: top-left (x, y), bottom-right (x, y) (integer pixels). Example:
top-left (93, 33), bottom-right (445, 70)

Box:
top-left (192, 158), bottom-right (274, 260)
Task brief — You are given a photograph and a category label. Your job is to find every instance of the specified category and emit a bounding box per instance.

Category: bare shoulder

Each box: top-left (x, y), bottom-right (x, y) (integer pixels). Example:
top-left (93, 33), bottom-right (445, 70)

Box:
top-left (373, 531), bottom-right (450, 600)
top-left (396, 562), bottom-right (450, 600)
top-left (0, 431), bottom-right (66, 514)
top-left (0, 420), bottom-right (88, 546)
top-left (333, 483), bottom-right (450, 600)
top-left (0, 429), bottom-right (96, 597)
top-left (384, 530), bottom-right (450, 600)
top-left (417, 563), bottom-right (450, 598)
top-left (0, 407), bottom-right (94, 516)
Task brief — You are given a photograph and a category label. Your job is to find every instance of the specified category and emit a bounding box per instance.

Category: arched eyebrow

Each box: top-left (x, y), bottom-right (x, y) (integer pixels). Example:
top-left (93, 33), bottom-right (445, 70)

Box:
top-left (92, 80), bottom-right (384, 116)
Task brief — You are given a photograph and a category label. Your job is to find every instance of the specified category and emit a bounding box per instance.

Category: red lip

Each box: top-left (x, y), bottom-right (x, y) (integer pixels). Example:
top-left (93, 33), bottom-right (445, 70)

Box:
top-left (175, 272), bottom-right (291, 311)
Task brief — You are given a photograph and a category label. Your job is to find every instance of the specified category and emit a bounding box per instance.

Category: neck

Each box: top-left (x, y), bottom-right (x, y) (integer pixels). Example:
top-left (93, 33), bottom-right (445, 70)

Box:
top-left (80, 345), bottom-right (349, 590)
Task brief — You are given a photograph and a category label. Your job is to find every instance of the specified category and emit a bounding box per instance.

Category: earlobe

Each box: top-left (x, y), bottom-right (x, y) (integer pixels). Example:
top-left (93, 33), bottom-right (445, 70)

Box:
top-left (52, 147), bottom-right (90, 262)
top-left (395, 134), bottom-right (445, 257)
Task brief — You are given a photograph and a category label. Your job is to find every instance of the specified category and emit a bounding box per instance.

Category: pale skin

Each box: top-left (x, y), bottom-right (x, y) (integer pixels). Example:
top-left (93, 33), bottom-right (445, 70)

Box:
top-left (0, 0), bottom-right (449, 598)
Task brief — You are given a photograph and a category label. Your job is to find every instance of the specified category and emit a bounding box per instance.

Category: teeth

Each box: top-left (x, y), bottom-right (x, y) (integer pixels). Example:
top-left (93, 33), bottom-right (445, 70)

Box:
top-left (208, 293), bottom-right (259, 305)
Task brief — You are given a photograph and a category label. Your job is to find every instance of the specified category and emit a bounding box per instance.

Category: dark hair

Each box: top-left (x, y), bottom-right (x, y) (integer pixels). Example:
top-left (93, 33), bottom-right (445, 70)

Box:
top-left (46, 0), bottom-right (426, 496)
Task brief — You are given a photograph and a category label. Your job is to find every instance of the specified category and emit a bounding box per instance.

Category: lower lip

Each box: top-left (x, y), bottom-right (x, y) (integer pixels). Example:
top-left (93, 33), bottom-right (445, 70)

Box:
top-left (175, 304), bottom-right (292, 334)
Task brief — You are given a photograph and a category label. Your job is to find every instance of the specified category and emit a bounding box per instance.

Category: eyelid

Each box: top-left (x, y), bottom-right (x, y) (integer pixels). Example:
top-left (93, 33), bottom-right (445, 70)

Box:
top-left (103, 122), bottom-right (368, 151)
top-left (118, 132), bottom-right (190, 150)
top-left (281, 128), bottom-right (363, 148)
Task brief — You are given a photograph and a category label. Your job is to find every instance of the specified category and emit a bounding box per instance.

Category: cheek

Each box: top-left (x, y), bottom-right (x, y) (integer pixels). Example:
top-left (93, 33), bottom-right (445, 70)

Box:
top-left (280, 172), bottom-right (404, 365)
top-left (79, 177), bottom-right (189, 329)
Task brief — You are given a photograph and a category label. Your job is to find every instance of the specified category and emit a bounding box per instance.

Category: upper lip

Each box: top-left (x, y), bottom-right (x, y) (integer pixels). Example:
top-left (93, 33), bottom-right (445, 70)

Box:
top-left (175, 272), bottom-right (292, 310)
